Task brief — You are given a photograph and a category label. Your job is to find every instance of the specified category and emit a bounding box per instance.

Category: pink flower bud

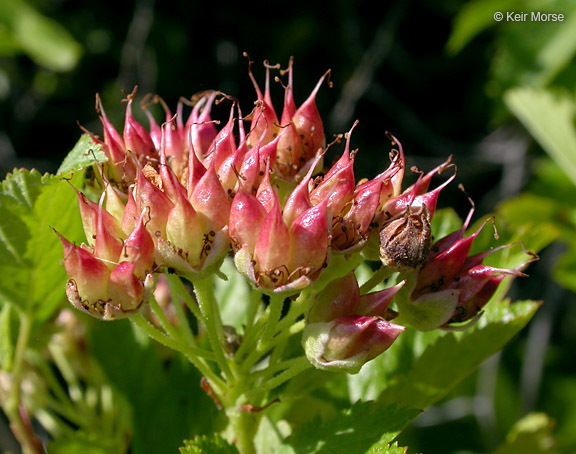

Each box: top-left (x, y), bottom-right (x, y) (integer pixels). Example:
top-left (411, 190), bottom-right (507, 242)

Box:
top-left (244, 57), bottom-right (330, 182)
top-left (246, 60), bottom-right (280, 148)
top-left (253, 197), bottom-right (291, 288)
top-left (123, 89), bottom-right (155, 160)
top-left (231, 174), bottom-right (331, 293)
top-left (309, 125), bottom-right (357, 215)
top-left (186, 91), bottom-right (219, 159)
top-left (307, 272), bottom-right (402, 323)
top-left (291, 68), bottom-right (330, 161)
top-left (93, 94), bottom-right (134, 185)
top-left (229, 189), bottom-right (267, 252)
top-left (121, 214), bottom-right (155, 278)
top-left (203, 104), bottom-right (238, 171)
top-left (132, 166), bottom-right (173, 240)
top-left (107, 262), bottom-right (147, 312)
top-left (399, 213), bottom-right (536, 330)
top-left (143, 96), bottom-right (187, 177)
top-left (307, 272), bottom-right (360, 323)
top-left (58, 234), bottom-right (154, 321)
top-left (381, 156), bottom-right (454, 221)
top-left (190, 162), bottom-right (230, 232)
top-left (282, 153), bottom-right (322, 227)
top-left (413, 215), bottom-right (493, 299)
top-left (331, 177), bottom-right (382, 252)
top-left (93, 200), bottom-right (124, 267)
top-left (288, 199), bottom-right (330, 282)
top-left (147, 144), bottom-right (231, 277)
top-left (74, 189), bottom-right (123, 247)
top-left (303, 316), bottom-right (404, 374)
top-left (59, 235), bottom-right (110, 304)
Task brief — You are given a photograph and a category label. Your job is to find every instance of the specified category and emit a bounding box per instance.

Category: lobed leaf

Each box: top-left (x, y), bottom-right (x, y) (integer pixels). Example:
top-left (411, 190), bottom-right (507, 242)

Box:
top-left (57, 134), bottom-right (107, 176)
top-left (0, 169), bottom-right (84, 320)
top-left (277, 401), bottom-right (420, 454)
top-left (373, 299), bottom-right (539, 409)
top-left (180, 434), bottom-right (239, 454)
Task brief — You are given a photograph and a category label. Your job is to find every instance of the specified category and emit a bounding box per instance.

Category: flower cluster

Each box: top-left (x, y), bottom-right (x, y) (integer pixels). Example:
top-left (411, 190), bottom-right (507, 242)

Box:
top-left (58, 59), bottom-right (532, 371)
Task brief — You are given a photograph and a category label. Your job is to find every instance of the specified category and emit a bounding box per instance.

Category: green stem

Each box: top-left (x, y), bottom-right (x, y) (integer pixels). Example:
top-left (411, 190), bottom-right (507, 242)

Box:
top-left (130, 314), bottom-right (225, 392)
top-left (269, 318), bottom-right (306, 367)
top-left (260, 295), bottom-right (284, 349)
top-left (246, 356), bottom-right (311, 402)
top-left (193, 277), bottom-right (234, 381)
top-left (49, 343), bottom-right (93, 415)
top-left (235, 315), bottom-right (267, 362)
top-left (4, 312), bottom-right (44, 454)
top-left (169, 287), bottom-right (197, 347)
top-left (273, 290), bottom-right (313, 337)
top-left (149, 296), bottom-right (181, 343)
top-left (228, 408), bottom-right (260, 454)
top-left (165, 273), bottom-right (205, 324)
top-left (240, 295), bottom-right (286, 373)
top-left (251, 355), bottom-right (308, 382)
top-left (359, 265), bottom-right (394, 293)
top-left (244, 289), bottom-right (263, 334)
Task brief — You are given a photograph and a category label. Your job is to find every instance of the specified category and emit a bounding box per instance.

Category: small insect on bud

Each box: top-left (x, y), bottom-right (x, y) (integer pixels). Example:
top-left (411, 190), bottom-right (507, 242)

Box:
top-left (379, 204), bottom-right (431, 272)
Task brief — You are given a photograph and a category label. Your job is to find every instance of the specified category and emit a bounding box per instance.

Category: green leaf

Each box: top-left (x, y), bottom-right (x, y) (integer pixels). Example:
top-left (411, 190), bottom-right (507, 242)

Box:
top-left (493, 413), bottom-right (558, 454)
top-left (57, 134), bottom-right (107, 176)
top-left (487, 1), bottom-right (576, 93)
top-left (0, 169), bottom-right (84, 320)
top-left (430, 208), bottom-right (463, 241)
top-left (374, 299), bottom-right (539, 409)
top-left (446, 0), bottom-right (518, 54)
top-left (179, 434), bottom-right (239, 453)
top-left (529, 158), bottom-right (576, 202)
top-left (554, 239), bottom-right (576, 292)
top-left (89, 320), bottom-right (222, 454)
top-left (214, 257), bottom-right (251, 330)
top-left (366, 441), bottom-right (408, 454)
top-left (504, 87), bottom-right (576, 187)
top-left (254, 415), bottom-right (285, 454)
top-left (0, 303), bottom-right (18, 371)
top-left (0, 0), bottom-right (82, 72)
top-left (277, 402), bottom-right (420, 454)
top-left (46, 430), bottom-right (124, 454)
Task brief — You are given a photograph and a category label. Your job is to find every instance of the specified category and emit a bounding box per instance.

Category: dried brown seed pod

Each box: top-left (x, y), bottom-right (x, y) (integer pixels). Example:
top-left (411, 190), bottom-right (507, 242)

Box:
top-left (379, 205), bottom-right (432, 272)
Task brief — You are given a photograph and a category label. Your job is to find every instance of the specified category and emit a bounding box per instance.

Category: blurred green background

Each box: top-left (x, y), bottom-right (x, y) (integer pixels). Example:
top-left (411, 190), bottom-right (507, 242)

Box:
top-left (2, 0), bottom-right (576, 452)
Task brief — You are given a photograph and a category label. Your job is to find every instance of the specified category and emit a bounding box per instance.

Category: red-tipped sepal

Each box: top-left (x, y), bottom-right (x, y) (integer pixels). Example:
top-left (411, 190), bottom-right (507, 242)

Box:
top-left (303, 315), bottom-right (404, 374)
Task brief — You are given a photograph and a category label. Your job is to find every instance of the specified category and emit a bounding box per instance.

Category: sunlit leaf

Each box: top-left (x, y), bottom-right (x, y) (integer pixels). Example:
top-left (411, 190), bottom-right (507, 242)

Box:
top-left (446, 0), bottom-right (518, 54)
top-left (505, 87), bottom-right (576, 187)
top-left (277, 402), bottom-right (419, 454)
top-left (180, 434), bottom-right (239, 453)
top-left (214, 257), bottom-right (251, 331)
top-left (373, 299), bottom-right (538, 409)
top-left (0, 0), bottom-right (82, 72)
top-left (493, 413), bottom-right (558, 454)
top-left (57, 134), bottom-right (107, 176)
top-left (0, 169), bottom-right (83, 320)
